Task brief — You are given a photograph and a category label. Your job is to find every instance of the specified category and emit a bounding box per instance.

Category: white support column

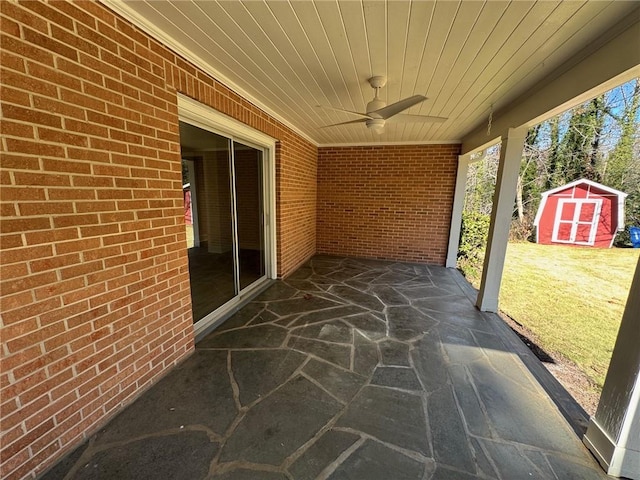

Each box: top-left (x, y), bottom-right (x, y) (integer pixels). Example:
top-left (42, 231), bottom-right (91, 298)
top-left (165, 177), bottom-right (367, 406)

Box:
top-left (584, 258), bottom-right (640, 479)
top-left (476, 128), bottom-right (527, 312)
top-left (446, 154), bottom-right (471, 268)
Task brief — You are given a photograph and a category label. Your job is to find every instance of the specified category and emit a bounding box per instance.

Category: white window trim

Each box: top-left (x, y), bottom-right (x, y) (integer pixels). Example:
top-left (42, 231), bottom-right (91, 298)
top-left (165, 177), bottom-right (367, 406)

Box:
top-left (551, 198), bottom-right (602, 246)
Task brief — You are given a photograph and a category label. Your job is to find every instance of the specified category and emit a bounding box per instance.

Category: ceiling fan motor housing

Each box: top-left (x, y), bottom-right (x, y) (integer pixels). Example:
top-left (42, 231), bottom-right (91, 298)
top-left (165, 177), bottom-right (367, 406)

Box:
top-left (366, 98), bottom-right (386, 115)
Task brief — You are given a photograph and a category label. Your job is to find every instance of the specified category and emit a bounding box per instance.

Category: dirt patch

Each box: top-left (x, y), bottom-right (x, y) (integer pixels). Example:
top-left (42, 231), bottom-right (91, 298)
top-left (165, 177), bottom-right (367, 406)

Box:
top-left (499, 313), bottom-right (601, 417)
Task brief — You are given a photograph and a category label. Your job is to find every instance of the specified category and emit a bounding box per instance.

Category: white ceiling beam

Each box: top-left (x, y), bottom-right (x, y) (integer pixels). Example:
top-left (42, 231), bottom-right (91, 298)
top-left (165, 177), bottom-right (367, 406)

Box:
top-left (461, 11), bottom-right (640, 154)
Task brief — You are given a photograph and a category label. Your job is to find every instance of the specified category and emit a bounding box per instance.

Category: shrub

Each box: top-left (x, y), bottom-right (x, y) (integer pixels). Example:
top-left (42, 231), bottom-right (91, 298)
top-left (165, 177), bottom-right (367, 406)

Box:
top-left (509, 216), bottom-right (534, 242)
top-left (457, 211), bottom-right (491, 285)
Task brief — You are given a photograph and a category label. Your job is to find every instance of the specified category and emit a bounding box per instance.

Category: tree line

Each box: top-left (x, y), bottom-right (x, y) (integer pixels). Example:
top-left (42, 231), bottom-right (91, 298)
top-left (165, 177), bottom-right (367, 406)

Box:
top-left (464, 78), bottom-right (640, 245)
top-left (458, 79), bottom-right (639, 280)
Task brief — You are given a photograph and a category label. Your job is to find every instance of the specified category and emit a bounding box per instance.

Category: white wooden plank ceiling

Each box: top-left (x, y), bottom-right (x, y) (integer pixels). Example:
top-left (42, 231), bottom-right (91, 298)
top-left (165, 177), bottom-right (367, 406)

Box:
top-left (112, 0), bottom-right (637, 146)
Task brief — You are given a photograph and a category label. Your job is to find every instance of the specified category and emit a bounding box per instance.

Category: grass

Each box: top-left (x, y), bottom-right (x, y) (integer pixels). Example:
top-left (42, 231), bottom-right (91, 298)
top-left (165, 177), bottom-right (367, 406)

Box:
top-left (495, 243), bottom-right (639, 391)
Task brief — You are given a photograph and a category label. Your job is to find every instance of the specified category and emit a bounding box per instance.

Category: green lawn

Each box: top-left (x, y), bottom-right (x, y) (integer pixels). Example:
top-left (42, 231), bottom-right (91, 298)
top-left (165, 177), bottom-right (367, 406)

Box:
top-left (498, 242), bottom-right (639, 391)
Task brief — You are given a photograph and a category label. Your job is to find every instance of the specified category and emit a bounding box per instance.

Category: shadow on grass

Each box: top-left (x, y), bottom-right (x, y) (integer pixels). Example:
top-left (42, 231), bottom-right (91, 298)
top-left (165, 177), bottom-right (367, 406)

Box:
top-left (506, 318), bottom-right (556, 364)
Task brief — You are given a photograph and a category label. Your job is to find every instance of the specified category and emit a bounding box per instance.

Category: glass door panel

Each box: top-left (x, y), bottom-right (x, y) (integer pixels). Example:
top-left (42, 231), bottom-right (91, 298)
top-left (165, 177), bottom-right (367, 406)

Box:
top-left (180, 122), bottom-right (236, 323)
top-left (233, 142), bottom-right (265, 290)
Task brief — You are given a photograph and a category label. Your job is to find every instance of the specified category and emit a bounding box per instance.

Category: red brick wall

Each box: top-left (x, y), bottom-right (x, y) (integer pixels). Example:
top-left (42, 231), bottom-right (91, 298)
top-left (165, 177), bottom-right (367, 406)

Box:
top-left (0, 1), bottom-right (316, 478)
top-left (317, 145), bottom-right (460, 264)
top-left (277, 136), bottom-right (318, 277)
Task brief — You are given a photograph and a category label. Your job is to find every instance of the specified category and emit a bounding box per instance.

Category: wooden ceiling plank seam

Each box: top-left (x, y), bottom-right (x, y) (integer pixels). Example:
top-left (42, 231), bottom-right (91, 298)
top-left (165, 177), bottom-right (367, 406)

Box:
top-left (463, 2), bottom-right (625, 140)
top-left (244, 2), bottom-right (319, 94)
top-left (222, 0), bottom-right (324, 113)
top-left (425, 0), bottom-right (537, 140)
top-left (424, 0), bottom-right (510, 140)
top-left (401, 0), bottom-right (437, 141)
top-left (270, 1), bottom-right (345, 114)
top-left (443, 0), bottom-right (612, 141)
top-left (340, 0), bottom-right (374, 144)
top-left (314, 0), bottom-right (362, 113)
top-left (471, 1), bottom-right (594, 114)
top-left (428, 4), bottom-right (553, 141)
top-left (291, 2), bottom-right (354, 112)
top-left (414, 0), bottom-right (486, 141)
top-left (261, 1), bottom-right (342, 111)
top-left (405, 0), bottom-right (436, 99)
top-left (386, 0), bottom-right (411, 140)
top-left (462, 20), bottom-right (640, 152)
top-left (362, 0), bottom-right (388, 93)
top-left (165, 1), bottom-right (305, 125)
top-left (322, 0), bottom-right (373, 144)
top-left (283, 0), bottom-right (349, 123)
top-left (426, 0), bottom-right (488, 116)
top-left (255, 2), bottom-right (354, 143)
top-left (336, 0), bottom-right (373, 111)
top-left (192, 1), bottom-right (318, 121)
top-left (463, 0), bottom-right (565, 104)
top-left (427, 0), bottom-right (520, 141)
top-left (424, 1), bottom-right (507, 141)
top-left (144, 2), bottom-right (285, 108)
top-left (405, 0), bottom-right (461, 140)
top-left (386, 2), bottom-right (407, 98)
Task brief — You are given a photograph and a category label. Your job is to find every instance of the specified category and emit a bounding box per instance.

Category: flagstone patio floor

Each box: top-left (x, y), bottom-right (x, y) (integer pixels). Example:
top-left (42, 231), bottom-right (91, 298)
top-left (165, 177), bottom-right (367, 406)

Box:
top-left (42, 256), bottom-right (608, 479)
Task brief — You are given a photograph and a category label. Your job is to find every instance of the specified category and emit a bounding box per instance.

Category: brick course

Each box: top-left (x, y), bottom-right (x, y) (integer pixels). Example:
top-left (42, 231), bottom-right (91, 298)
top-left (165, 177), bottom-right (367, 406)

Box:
top-left (317, 145), bottom-right (460, 264)
top-left (0, 1), bottom-right (316, 478)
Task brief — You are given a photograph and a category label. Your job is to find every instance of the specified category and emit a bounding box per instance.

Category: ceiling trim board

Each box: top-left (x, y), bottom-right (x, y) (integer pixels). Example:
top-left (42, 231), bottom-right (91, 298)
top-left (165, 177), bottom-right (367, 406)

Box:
top-left (100, 0), bottom-right (319, 147)
top-left (319, 140), bottom-right (462, 148)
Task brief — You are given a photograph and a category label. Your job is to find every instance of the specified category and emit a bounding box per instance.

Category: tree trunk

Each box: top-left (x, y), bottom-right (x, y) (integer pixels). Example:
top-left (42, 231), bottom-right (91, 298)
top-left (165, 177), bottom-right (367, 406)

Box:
top-left (516, 174), bottom-right (524, 223)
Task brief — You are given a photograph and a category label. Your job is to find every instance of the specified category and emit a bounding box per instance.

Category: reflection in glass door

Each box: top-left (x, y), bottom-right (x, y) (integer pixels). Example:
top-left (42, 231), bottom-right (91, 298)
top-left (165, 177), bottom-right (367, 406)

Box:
top-left (179, 122), bottom-right (267, 324)
top-left (233, 142), bottom-right (265, 290)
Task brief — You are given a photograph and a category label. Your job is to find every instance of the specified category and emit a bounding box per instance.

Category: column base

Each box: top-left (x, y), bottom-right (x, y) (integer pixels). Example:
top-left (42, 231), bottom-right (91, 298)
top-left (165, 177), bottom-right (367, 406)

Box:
top-left (584, 417), bottom-right (640, 479)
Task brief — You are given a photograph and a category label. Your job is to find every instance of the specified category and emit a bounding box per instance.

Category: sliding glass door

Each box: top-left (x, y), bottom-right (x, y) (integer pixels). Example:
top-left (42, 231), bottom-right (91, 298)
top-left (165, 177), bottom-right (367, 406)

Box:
top-left (179, 121), bottom-right (268, 325)
top-left (234, 141), bottom-right (265, 290)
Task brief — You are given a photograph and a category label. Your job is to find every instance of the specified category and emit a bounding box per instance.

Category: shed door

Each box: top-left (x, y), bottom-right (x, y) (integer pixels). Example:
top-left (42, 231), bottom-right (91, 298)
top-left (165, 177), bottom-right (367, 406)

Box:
top-left (552, 199), bottom-right (602, 245)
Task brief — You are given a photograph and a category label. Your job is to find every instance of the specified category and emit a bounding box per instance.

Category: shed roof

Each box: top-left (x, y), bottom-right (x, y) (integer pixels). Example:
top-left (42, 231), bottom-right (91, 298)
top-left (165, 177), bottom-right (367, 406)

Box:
top-left (539, 178), bottom-right (628, 199)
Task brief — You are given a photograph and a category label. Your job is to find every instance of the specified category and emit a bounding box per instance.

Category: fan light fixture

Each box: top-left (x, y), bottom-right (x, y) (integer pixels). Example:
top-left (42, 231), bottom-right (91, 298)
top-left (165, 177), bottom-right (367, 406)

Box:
top-left (318, 75), bottom-right (447, 133)
top-left (366, 118), bottom-right (385, 134)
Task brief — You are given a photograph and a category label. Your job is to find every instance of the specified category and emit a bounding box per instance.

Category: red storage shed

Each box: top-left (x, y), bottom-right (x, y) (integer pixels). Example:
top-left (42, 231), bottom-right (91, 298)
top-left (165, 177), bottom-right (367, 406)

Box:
top-left (533, 179), bottom-right (627, 248)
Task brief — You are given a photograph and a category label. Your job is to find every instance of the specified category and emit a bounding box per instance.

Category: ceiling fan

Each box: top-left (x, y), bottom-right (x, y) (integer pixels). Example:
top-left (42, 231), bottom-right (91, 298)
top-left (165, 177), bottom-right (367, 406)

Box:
top-left (319, 76), bottom-right (447, 134)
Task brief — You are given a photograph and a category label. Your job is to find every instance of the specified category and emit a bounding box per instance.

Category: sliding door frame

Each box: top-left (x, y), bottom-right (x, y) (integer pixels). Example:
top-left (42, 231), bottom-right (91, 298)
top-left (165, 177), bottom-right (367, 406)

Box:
top-left (178, 94), bottom-right (277, 340)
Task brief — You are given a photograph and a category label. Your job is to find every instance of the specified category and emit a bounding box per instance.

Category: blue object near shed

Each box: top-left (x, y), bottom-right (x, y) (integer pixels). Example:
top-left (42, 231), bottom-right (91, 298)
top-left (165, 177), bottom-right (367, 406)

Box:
top-left (630, 226), bottom-right (640, 248)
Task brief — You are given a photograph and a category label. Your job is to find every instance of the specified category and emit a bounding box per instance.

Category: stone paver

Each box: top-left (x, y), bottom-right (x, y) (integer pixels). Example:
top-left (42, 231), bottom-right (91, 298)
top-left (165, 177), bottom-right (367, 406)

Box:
top-left (327, 440), bottom-right (425, 480)
top-left (42, 256), bottom-right (608, 480)
top-left (74, 432), bottom-right (218, 480)
top-left (336, 386), bottom-right (429, 455)
top-left (210, 470), bottom-right (288, 480)
top-left (231, 349), bottom-right (306, 406)
top-left (371, 366), bottom-right (421, 390)
top-left (198, 324), bottom-right (288, 349)
top-left (302, 358), bottom-right (364, 402)
top-left (95, 350), bottom-right (236, 443)
top-left (344, 312), bottom-right (387, 340)
top-left (288, 430), bottom-right (360, 480)
top-left (219, 376), bottom-right (341, 465)
top-left (290, 320), bottom-right (353, 343)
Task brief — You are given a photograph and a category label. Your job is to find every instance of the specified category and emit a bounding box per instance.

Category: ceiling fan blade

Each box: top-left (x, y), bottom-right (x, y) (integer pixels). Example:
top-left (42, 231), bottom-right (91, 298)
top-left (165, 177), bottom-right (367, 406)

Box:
top-left (372, 95), bottom-right (427, 119)
top-left (320, 118), bottom-right (367, 128)
top-left (316, 105), bottom-right (370, 119)
top-left (387, 113), bottom-right (448, 124)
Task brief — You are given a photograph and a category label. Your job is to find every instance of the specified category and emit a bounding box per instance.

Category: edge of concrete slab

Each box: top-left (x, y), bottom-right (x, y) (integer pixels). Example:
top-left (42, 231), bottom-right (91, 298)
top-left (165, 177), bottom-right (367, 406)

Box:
top-left (449, 268), bottom-right (591, 438)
